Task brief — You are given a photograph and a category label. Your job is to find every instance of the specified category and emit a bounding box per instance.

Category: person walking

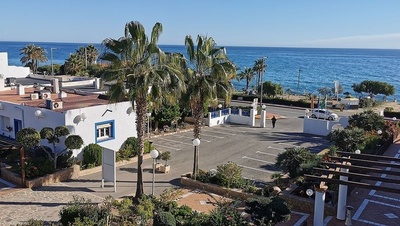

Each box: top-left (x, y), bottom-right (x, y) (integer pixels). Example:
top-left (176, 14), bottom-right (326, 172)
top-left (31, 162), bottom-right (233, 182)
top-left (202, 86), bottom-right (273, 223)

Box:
top-left (271, 115), bottom-right (277, 128)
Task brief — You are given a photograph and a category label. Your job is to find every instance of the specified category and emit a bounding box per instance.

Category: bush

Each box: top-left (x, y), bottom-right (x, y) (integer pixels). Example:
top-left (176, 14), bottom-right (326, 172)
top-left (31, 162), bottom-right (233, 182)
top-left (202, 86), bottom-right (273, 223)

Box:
top-left (25, 157), bottom-right (55, 179)
top-left (59, 196), bottom-right (110, 226)
top-left (117, 138), bottom-right (154, 161)
top-left (57, 150), bottom-right (76, 169)
top-left (154, 212), bottom-right (176, 226)
top-left (215, 162), bottom-right (246, 189)
top-left (82, 144), bottom-right (102, 167)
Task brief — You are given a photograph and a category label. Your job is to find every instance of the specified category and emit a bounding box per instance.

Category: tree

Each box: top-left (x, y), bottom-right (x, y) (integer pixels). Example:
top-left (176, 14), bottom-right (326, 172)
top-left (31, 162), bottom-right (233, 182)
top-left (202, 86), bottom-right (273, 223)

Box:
top-left (245, 197), bottom-right (291, 225)
top-left (253, 58), bottom-right (266, 89)
top-left (348, 110), bottom-right (385, 132)
top-left (20, 44), bottom-right (48, 74)
top-left (65, 53), bottom-right (85, 75)
top-left (76, 45), bottom-right (99, 67)
top-left (16, 127), bottom-right (83, 169)
top-left (101, 21), bottom-right (185, 200)
top-left (183, 35), bottom-right (235, 178)
top-left (327, 127), bottom-right (365, 152)
top-left (260, 81), bottom-right (284, 97)
top-left (318, 86), bottom-right (332, 97)
top-left (237, 67), bottom-right (255, 91)
top-left (352, 80), bottom-right (395, 97)
top-left (275, 146), bottom-right (316, 178)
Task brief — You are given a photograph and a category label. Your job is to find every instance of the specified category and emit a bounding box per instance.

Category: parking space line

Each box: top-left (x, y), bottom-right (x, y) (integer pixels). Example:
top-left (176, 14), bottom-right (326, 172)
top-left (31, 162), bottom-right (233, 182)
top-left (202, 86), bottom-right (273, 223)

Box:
top-left (256, 151), bottom-right (278, 157)
top-left (171, 134), bottom-right (211, 142)
top-left (203, 128), bottom-right (236, 135)
top-left (278, 142), bottom-right (300, 147)
top-left (153, 144), bottom-right (181, 151)
top-left (155, 137), bottom-right (193, 146)
top-left (267, 146), bottom-right (286, 151)
top-left (238, 164), bottom-right (277, 174)
top-left (200, 134), bottom-right (224, 139)
top-left (215, 127), bottom-right (247, 133)
top-left (243, 156), bottom-right (275, 164)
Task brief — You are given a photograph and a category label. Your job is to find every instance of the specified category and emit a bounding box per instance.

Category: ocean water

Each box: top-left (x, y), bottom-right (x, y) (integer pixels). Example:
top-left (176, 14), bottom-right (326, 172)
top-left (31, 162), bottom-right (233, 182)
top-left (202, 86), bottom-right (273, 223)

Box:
top-left (1, 41), bottom-right (400, 100)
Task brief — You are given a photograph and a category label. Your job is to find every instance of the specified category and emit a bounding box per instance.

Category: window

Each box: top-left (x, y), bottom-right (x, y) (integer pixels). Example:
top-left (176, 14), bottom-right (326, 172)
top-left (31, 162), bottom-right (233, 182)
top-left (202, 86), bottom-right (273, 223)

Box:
top-left (0, 116), bottom-right (11, 132)
top-left (95, 120), bottom-right (115, 143)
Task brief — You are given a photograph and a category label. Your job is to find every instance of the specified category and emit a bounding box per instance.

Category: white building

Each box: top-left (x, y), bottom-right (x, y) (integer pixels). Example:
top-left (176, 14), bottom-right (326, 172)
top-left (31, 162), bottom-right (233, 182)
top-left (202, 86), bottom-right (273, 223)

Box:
top-left (0, 52), bottom-right (30, 78)
top-left (0, 77), bottom-right (136, 159)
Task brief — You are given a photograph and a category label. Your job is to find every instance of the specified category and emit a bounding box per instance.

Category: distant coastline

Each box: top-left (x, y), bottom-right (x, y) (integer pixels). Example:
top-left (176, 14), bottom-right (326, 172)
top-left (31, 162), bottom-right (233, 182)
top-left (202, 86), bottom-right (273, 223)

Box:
top-left (2, 41), bottom-right (400, 100)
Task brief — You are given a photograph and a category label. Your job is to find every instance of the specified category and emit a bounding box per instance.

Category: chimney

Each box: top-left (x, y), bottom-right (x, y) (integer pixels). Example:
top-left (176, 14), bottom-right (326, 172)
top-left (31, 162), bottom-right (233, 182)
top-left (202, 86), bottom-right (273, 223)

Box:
top-left (52, 78), bottom-right (60, 94)
top-left (0, 74), bottom-right (4, 91)
top-left (17, 84), bottom-right (25, 95)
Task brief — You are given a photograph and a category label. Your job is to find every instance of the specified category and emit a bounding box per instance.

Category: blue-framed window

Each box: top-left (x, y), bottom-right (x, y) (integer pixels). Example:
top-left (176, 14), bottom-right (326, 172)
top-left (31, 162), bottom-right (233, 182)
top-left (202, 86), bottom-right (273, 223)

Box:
top-left (95, 120), bottom-right (115, 143)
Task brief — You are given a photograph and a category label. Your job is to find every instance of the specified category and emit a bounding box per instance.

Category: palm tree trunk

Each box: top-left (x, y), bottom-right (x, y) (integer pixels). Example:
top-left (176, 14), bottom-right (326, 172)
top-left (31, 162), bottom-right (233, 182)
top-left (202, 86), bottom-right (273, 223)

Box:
top-left (135, 97), bottom-right (147, 201)
top-left (192, 99), bottom-right (203, 139)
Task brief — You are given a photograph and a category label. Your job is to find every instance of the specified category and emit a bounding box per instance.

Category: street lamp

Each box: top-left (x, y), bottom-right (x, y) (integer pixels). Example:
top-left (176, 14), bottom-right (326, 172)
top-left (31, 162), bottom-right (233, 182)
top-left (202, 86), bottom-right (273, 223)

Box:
top-left (50, 47), bottom-right (57, 76)
top-left (355, 149), bottom-right (361, 154)
top-left (192, 138), bottom-right (201, 180)
top-left (218, 104), bottom-right (222, 109)
top-left (297, 67), bottom-right (302, 95)
top-left (150, 149), bottom-right (159, 196)
top-left (146, 112), bottom-right (152, 140)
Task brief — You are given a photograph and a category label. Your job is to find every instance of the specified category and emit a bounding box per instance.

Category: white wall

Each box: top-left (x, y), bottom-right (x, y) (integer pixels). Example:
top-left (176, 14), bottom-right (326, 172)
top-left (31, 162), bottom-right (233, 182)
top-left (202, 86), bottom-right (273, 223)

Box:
top-left (303, 117), bottom-right (349, 136)
top-left (64, 101), bottom-right (136, 159)
top-left (0, 53), bottom-right (30, 78)
top-left (0, 99), bottom-right (137, 160)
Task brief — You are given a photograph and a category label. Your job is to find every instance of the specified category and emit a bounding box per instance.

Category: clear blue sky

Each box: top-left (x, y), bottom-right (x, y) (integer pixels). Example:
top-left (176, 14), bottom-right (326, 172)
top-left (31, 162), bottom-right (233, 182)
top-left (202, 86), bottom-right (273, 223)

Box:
top-left (1, 0), bottom-right (399, 49)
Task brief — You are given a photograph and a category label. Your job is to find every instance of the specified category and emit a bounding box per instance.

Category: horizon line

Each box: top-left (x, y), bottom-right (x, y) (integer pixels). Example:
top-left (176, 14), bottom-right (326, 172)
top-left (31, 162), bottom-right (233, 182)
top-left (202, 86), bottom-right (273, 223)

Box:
top-left (1, 40), bottom-right (399, 51)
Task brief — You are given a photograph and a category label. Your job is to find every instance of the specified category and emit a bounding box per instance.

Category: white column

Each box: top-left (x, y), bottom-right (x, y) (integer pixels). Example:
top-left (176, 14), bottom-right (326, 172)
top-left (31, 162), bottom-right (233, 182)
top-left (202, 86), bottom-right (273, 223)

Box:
top-left (249, 109), bottom-right (256, 126)
top-left (337, 167), bottom-right (349, 220)
top-left (314, 186), bottom-right (327, 226)
top-left (260, 110), bottom-right (266, 128)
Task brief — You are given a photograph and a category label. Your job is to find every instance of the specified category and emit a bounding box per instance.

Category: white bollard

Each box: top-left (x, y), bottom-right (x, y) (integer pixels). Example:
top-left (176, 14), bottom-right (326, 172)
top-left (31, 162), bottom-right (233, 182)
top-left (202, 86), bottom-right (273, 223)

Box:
top-left (337, 167), bottom-right (349, 220)
top-left (314, 185), bottom-right (328, 226)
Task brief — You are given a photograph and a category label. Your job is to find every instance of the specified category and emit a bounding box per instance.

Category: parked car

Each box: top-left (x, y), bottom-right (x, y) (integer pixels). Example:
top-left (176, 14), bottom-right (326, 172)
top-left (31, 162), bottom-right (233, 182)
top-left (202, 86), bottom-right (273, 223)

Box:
top-left (310, 109), bottom-right (338, 121)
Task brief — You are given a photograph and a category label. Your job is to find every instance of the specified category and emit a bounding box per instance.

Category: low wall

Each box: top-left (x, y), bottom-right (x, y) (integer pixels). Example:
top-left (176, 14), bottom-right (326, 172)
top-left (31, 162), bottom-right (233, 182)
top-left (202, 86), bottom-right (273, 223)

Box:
top-left (303, 117), bottom-right (349, 136)
top-left (180, 176), bottom-right (257, 200)
top-left (281, 184), bottom-right (336, 216)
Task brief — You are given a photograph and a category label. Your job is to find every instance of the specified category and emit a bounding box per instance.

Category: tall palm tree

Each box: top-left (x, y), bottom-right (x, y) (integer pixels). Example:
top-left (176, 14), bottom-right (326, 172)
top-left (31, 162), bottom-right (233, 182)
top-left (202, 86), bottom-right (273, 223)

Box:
top-left (77, 45), bottom-right (99, 67)
top-left (237, 67), bottom-right (255, 91)
top-left (101, 21), bottom-right (185, 200)
top-left (184, 35), bottom-right (236, 177)
top-left (253, 58), bottom-right (267, 106)
top-left (20, 44), bottom-right (48, 74)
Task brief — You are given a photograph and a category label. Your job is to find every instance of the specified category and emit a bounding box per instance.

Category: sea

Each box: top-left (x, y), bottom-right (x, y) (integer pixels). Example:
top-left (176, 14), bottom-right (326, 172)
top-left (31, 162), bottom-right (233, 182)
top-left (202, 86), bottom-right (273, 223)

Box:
top-left (1, 41), bottom-right (400, 101)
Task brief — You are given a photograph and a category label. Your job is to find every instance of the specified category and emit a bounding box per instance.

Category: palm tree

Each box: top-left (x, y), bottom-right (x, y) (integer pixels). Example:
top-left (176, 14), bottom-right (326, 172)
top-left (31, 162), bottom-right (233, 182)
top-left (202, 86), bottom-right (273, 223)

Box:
top-left (184, 35), bottom-right (236, 178)
top-left (101, 21), bottom-right (185, 200)
top-left (65, 53), bottom-right (84, 75)
top-left (237, 67), bottom-right (255, 91)
top-left (20, 44), bottom-right (48, 74)
top-left (253, 58), bottom-right (267, 106)
top-left (77, 45), bottom-right (99, 67)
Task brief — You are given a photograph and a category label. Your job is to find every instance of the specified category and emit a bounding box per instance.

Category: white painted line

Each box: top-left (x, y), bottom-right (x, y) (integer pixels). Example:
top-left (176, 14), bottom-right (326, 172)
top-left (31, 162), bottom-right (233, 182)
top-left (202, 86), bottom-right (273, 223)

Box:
top-left (256, 151), bottom-right (278, 157)
top-left (200, 133), bottom-right (224, 139)
top-left (291, 211), bottom-right (309, 226)
top-left (278, 143), bottom-right (300, 147)
top-left (238, 164), bottom-right (277, 174)
top-left (242, 156), bottom-right (275, 164)
top-left (153, 144), bottom-right (181, 151)
top-left (267, 146), bottom-right (286, 151)
top-left (353, 199), bottom-right (369, 220)
top-left (323, 216), bottom-right (332, 226)
top-left (216, 127), bottom-right (247, 133)
top-left (155, 137), bottom-right (193, 146)
top-left (171, 134), bottom-right (211, 142)
top-left (203, 129), bottom-right (236, 135)
top-left (0, 178), bottom-right (16, 191)
top-left (369, 199), bottom-right (400, 209)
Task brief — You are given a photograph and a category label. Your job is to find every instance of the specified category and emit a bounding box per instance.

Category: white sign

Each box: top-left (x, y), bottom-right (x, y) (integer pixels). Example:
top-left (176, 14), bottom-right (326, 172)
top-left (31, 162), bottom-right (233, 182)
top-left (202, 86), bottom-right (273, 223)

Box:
top-left (101, 147), bottom-right (117, 192)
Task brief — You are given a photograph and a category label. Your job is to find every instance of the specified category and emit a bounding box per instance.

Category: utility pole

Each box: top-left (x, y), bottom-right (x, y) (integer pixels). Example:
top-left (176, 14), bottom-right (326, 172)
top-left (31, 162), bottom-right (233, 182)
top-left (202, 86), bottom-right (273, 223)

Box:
top-left (297, 67), bottom-right (302, 95)
top-left (50, 47), bottom-right (57, 76)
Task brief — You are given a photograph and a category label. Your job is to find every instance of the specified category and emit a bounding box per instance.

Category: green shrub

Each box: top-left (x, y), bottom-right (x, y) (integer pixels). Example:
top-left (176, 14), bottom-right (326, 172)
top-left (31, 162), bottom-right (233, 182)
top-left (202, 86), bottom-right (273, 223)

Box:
top-left (24, 157), bottom-right (55, 179)
top-left (82, 144), bottom-right (102, 167)
top-left (385, 107), bottom-right (394, 112)
top-left (57, 150), bottom-right (76, 169)
top-left (154, 212), bottom-right (176, 226)
top-left (59, 196), bottom-right (110, 226)
top-left (117, 138), bottom-right (154, 161)
top-left (15, 219), bottom-right (46, 226)
top-left (215, 162), bottom-right (245, 189)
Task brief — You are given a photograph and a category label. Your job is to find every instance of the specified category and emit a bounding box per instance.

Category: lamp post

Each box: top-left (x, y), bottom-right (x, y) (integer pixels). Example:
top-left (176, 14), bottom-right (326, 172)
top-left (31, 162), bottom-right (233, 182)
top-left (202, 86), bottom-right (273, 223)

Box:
top-left (192, 138), bottom-right (201, 180)
top-left (297, 67), bottom-right (302, 95)
top-left (50, 47), bottom-right (57, 76)
top-left (150, 148), bottom-right (159, 196)
top-left (146, 112), bottom-right (151, 140)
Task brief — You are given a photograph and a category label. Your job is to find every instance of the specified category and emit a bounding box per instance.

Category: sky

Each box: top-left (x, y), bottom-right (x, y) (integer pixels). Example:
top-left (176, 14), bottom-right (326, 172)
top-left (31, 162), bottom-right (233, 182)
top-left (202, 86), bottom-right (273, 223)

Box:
top-left (1, 0), bottom-right (399, 49)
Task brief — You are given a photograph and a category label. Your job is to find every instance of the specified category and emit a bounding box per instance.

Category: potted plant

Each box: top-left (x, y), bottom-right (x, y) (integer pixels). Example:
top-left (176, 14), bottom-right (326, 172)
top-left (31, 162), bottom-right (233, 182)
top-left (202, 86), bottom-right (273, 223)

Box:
top-left (159, 151), bottom-right (171, 173)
